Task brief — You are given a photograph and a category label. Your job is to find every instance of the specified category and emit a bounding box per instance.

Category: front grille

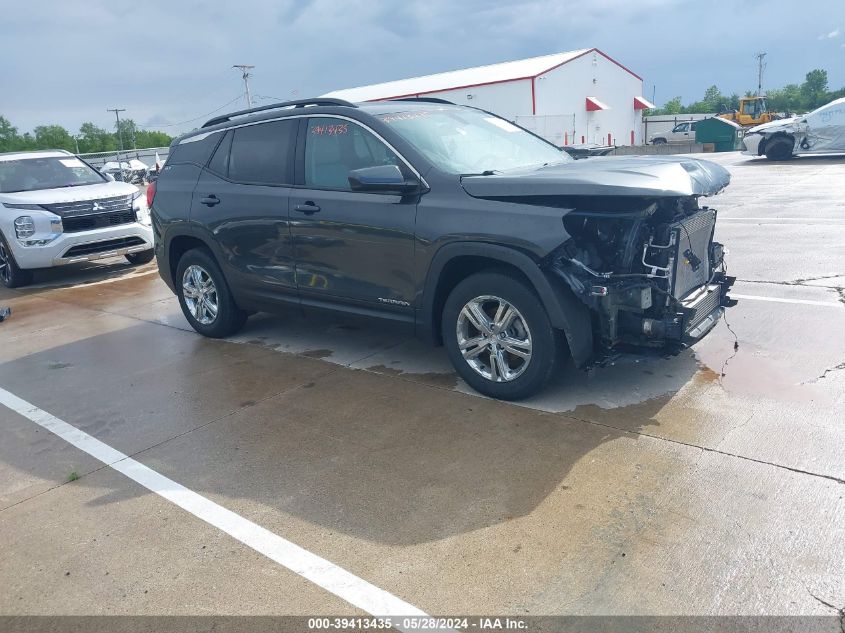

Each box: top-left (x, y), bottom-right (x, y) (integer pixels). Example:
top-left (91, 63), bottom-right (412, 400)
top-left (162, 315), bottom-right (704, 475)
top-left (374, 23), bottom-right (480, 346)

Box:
top-left (671, 209), bottom-right (716, 299)
top-left (62, 210), bottom-right (136, 233)
top-left (62, 237), bottom-right (146, 259)
top-left (43, 195), bottom-right (134, 216)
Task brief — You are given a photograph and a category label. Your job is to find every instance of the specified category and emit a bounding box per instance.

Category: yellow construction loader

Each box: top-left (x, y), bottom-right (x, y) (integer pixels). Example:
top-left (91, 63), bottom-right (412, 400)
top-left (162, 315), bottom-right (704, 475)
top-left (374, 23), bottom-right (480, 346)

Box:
top-left (718, 96), bottom-right (780, 127)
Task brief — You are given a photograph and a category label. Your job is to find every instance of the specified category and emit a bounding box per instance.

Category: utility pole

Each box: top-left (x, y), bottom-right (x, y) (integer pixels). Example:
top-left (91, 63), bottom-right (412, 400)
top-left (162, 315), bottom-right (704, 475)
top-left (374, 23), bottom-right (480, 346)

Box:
top-left (233, 65), bottom-right (255, 108)
top-left (755, 52), bottom-right (767, 96)
top-left (107, 108), bottom-right (126, 180)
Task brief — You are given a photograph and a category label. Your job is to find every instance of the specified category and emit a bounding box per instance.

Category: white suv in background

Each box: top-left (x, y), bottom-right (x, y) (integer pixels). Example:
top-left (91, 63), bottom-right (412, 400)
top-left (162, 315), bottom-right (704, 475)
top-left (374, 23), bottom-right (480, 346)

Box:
top-left (0, 150), bottom-right (154, 288)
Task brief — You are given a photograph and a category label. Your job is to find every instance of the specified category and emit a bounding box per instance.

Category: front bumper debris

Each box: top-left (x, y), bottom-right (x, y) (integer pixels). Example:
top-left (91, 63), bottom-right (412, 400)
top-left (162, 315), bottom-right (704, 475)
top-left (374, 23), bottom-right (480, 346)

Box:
top-left (637, 273), bottom-right (736, 345)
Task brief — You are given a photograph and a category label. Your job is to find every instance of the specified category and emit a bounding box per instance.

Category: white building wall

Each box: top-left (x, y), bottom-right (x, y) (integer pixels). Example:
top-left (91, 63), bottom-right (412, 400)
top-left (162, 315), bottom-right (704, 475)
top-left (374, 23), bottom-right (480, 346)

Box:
top-left (414, 79), bottom-right (533, 121)
top-left (406, 51), bottom-right (645, 146)
top-left (534, 51), bottom-right (644, 145)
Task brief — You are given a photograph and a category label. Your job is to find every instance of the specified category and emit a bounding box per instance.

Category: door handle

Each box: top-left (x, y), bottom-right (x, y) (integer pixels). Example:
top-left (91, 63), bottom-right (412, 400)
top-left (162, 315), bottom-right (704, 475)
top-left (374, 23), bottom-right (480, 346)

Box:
top-left (294, 202), bottom-right (320, 215)
top-left (200, 195), bottom-right (220, 207)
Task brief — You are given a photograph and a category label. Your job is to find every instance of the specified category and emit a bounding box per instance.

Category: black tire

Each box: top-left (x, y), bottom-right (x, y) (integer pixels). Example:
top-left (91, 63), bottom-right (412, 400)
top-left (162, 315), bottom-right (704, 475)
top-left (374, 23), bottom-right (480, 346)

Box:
top-left (441, 271), bottom-right (562, 400)
top-left (764, 136), bottom-right (794, 161)
top-left (175, 247), bottom-right (247, 338)
top-left (0, 231), bottom-right (34, 289)
top-left (652, 138), bottom-right (667, 145)
top-left (125, 250), bottom-right (155, 265)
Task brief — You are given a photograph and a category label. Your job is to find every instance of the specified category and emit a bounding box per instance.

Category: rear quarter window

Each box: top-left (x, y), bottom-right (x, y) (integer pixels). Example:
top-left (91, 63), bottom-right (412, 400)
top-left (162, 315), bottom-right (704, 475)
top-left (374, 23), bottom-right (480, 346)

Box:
top-left (207, 130), bottom-right (233, 177)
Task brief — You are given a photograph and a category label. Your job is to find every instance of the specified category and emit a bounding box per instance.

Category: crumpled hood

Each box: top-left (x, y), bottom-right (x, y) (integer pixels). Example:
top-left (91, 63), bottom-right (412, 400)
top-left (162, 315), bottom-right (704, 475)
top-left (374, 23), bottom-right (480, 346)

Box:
top-left (746, 117), bottom-right (799, 134)
top-left (460, 155), bottom-right (731, 199)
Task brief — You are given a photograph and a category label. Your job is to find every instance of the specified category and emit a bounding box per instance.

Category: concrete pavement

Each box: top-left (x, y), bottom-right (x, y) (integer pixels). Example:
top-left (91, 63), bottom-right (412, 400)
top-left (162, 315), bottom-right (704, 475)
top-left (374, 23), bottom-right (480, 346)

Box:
top-left (1, 152), bottom-right (843, 622)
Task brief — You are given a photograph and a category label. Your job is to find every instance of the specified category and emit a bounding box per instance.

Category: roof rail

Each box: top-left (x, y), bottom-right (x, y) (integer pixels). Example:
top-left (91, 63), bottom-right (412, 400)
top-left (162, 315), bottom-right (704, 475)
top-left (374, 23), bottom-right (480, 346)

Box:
top-left (203, 98), bottom-right (357, 128)
top-left (388, 97), bottom-right (456, 105)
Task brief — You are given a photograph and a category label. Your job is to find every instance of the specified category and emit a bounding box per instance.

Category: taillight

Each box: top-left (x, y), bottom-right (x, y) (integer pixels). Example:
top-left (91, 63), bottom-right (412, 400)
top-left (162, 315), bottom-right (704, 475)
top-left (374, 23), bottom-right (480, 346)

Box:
top-left (146, 180), bottom-right (157, 208)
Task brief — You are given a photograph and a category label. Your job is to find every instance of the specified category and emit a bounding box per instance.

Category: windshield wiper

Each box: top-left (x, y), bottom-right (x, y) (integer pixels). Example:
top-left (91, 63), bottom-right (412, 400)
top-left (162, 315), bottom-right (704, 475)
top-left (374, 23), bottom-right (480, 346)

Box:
top-left (461, 170), bottom-right (499, 176)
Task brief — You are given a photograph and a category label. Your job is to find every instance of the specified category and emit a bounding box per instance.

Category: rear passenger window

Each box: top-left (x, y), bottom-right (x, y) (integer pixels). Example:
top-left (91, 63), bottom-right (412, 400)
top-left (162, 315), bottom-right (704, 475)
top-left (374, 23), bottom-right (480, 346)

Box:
top-left (168, 131), bottom-right (224, 166)
top-left (228, 120), bottom-right (296, 185)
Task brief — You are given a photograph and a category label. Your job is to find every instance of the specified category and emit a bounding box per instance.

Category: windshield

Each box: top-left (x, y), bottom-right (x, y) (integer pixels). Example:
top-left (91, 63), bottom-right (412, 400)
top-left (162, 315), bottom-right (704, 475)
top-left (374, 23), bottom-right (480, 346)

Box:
top-left (0, 156), bottom-right (105, 193)
top-left (377, 108), bottom-right (571, 174)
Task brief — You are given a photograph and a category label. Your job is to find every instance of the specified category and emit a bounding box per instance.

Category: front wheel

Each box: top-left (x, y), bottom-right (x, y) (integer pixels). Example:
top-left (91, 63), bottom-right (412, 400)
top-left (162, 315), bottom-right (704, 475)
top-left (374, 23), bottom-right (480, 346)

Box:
top-left (442, 272), bottom-right (562, 400)
top-left (175, 248), bottom-right (247, 338)
top-left (0, 232), bottom-right (34, 288)
top-left (125, 250), bottom-right (155, 265)
top-left (764, 136), bottom-right (794, 161)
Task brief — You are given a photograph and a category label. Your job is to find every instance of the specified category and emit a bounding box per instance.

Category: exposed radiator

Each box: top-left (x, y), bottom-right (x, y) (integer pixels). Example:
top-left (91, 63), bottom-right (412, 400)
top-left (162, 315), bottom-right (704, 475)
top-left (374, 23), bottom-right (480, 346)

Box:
top-left (670, 209), bottom-right (716, 299)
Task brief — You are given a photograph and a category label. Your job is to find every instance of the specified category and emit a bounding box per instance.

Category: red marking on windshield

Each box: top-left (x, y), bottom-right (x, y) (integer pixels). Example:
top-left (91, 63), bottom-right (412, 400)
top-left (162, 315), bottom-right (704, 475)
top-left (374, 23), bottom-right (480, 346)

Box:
top-left (310, 123), bottom-right (348, 135)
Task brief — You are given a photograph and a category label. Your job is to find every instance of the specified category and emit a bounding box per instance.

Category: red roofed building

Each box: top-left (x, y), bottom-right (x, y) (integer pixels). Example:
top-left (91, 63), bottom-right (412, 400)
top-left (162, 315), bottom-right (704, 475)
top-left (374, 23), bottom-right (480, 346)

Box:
top-left (325, 48), bottom-right (653, 146)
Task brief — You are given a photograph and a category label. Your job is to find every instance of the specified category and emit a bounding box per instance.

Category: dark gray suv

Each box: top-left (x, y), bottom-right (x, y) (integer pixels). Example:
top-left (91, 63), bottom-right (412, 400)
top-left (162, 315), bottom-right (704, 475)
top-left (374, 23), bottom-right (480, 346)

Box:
top-left (151, 98), bottom-right (734, 399)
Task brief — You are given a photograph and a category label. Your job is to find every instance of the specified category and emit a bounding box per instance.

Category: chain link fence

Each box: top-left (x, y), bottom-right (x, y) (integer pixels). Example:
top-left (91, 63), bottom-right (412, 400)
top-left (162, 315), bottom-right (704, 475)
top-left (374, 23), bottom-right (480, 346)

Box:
top-left (78, 147), bottom-right (170, 169)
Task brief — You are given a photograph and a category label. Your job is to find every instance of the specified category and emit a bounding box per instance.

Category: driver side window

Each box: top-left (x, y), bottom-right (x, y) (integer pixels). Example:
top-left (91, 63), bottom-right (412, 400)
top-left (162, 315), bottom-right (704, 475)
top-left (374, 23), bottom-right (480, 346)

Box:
top-left (304, 118), bottom-right (402, 190)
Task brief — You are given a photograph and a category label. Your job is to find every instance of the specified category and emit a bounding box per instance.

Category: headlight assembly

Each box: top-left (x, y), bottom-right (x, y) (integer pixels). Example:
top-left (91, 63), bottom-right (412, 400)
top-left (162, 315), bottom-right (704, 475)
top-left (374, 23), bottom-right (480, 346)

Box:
top-left (14, 216), bottom-right (35, 239)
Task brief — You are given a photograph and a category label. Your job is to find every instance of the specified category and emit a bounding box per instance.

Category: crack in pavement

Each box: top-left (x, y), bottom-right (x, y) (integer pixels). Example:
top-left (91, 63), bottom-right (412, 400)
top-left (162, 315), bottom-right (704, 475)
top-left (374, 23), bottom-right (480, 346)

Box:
top-left (713, 411), bottom-right (756, 451)
top-left (737, 273), bottom-right (845, 287)
top-left (805, 585), bottom-right (845, 633)
top-left (560, 410), bottom-right (845, 486)
top-left (804, 361), bottom-right (845, 384)
top-left (373, 366), bottom-right (845, 487)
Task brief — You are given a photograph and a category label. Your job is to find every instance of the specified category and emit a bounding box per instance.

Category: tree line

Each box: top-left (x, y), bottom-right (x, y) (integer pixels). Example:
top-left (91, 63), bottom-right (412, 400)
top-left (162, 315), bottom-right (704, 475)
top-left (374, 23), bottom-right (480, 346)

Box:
top-left (0, 117), bottom-right (172, 154)
top-left (648, 68), bottom-right (844, 116)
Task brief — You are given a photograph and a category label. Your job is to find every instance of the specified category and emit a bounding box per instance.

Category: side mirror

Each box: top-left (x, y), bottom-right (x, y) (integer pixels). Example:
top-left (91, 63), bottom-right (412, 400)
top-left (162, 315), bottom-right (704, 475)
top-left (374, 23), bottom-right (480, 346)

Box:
top-left (348, 165), bottom-right (419, 194)
top-left (103, 172), bottom-right (116, 181)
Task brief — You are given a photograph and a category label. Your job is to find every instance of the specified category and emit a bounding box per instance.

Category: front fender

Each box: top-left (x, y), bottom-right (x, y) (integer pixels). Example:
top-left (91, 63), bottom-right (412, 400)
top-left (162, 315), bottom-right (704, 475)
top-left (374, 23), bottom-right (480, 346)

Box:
top-left (419, 242), bottom-right (594, 367)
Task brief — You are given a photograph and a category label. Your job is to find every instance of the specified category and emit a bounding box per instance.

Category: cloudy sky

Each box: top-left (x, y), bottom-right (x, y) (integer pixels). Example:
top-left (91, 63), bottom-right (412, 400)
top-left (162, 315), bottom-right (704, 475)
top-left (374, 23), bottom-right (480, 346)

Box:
top-left (2, 0), bottom-right (843, 136)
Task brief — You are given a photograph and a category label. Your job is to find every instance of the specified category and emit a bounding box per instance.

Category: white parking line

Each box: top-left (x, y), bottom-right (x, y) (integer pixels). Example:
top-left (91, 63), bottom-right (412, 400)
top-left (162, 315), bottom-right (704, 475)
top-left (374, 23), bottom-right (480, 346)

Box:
top-left (719, 218), bottom-right (845, 222)
top-left (718, 222), bottom-right (845, 227)
top-left (729, 293), bottom-right (843, 308)
top-left (0, 387), bottom-right (428, 624)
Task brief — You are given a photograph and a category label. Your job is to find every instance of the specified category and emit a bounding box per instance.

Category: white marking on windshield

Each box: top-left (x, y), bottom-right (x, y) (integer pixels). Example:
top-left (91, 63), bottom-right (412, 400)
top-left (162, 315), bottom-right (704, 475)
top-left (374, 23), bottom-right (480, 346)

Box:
top-left (484, 117), bottom-right (520, 132)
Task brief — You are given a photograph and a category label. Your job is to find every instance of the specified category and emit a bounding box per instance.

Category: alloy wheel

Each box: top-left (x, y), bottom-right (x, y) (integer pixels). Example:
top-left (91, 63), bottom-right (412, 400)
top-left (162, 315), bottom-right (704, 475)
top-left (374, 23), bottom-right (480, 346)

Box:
top-left (182, 264), bottom-right (219, 325)
top-left (0, 240), bottom-right (11, 285)
top-left (456, 295), bottom-right (533, 382)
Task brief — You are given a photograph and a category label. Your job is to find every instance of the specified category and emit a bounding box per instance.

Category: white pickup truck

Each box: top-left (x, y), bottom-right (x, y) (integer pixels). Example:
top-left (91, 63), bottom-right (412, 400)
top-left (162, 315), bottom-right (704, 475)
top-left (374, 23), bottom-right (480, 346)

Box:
top-left (649, 121), bottom-right (698, 145)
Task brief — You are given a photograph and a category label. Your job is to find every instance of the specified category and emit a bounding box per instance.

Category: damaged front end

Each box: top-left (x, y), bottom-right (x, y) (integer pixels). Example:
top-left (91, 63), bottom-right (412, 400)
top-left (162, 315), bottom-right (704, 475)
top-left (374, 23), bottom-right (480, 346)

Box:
top-left (460, 155), bottom-right (736, 361)
top-left (548, 196), bottom-right (735, 352)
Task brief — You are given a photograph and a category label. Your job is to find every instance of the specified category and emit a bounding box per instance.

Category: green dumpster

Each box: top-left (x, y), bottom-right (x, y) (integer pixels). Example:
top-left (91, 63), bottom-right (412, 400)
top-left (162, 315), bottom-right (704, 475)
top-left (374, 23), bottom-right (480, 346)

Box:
top-left (695, 117), bottom-right (743, 152)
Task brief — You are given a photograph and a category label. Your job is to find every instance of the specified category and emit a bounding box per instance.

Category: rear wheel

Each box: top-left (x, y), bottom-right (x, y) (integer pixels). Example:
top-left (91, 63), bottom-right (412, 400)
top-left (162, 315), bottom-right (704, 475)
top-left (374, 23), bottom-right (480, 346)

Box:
top-left (125, 250), bottom-right (155, 265)
top-left (442, 272), bottom-right (562, 400)
top-left (652, 138), bottom-right (667, 145)
top-left (764, 136), bottom-right (794, 161)
top-left (0, 231), bottom-right (34, 289)
top-left (175, 248), bottom-right (247, 337)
